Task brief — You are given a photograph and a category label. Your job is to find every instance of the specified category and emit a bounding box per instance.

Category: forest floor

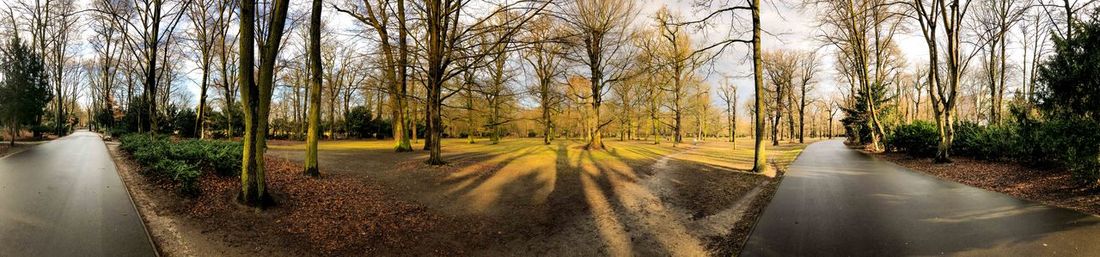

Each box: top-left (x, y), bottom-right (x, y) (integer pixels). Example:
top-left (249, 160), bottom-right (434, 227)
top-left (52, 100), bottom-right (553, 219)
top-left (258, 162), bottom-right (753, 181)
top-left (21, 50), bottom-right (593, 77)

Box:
top-left (876, 153), bottom-right (1100, 216)
top-left (111, 136), bottom-right (812, 256)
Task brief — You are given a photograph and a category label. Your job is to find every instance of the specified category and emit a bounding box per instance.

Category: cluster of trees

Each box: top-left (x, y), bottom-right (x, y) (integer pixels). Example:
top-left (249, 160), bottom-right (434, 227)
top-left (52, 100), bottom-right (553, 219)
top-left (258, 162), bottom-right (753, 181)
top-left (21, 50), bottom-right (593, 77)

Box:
top-left (0, 36), bottom-right (53, 145)
top-left (2, 0), bottom-right (82, 139)
top-left (0, 0), bottom-right (824, 205)
top-left (813, 0), bottom-right (1100, 182)
top-left (761, 50), bottom-right (823, 145)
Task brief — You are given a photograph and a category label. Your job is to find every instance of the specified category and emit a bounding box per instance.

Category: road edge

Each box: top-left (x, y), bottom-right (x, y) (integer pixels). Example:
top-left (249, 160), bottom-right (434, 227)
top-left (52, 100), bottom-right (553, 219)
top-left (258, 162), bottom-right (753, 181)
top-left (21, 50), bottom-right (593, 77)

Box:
top-left (859, 150), bottom-right (1100, 218)
top-left (734, 139), bottom-right (828, 256)
top-left (97, 133), bottom-right (163, 257)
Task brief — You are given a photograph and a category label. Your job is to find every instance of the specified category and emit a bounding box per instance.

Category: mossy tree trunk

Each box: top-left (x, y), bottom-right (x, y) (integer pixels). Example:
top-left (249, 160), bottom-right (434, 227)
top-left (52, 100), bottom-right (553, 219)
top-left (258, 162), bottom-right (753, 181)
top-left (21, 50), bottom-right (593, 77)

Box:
top-left (239, 0), bottom-right (290, 206)
top-left (303, 0), bottom-right (322, 177)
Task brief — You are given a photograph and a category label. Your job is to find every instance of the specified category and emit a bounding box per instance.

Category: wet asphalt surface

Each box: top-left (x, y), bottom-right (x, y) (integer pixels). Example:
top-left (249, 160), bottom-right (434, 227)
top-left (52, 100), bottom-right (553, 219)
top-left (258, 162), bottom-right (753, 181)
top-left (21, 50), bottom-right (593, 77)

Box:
top-left (0, 131), bottom-right (155, 257)
top-left (742, 140), bottom-right (1100, 257)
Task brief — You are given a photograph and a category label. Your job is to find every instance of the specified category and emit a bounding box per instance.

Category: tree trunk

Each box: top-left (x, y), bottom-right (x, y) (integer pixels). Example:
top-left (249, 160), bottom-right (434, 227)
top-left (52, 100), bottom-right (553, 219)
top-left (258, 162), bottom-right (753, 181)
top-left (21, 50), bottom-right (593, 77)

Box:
top-left (751, 0), bottom-right (767, 173)
top-left (196, 61), bottom-right (210, 139)
top-left (673, 76), bottom-right (682, 146)
top-left (304, 0), bottom-right (323, 177)
top-left (238, 0), bottom-right (290, 206)
top-left (393, 0), bottom-right (413, 152)
top-left (589, 98), bottom-right (603, 149)
top-left (542, 89), bottom-right (552, 145)
top-left (798, 89), bottom-right (806, 143)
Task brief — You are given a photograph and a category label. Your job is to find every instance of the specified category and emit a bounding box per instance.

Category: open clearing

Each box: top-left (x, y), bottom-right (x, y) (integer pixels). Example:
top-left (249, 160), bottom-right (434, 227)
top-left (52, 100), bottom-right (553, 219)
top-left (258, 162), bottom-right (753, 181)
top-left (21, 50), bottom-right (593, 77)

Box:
top-left (257, 137), bottom-right (809, 256)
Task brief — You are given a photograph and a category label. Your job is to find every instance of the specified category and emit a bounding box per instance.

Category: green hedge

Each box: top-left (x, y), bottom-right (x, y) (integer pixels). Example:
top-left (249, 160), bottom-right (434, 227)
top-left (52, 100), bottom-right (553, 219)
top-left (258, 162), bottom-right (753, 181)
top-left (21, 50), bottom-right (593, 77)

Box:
top-left (953, 122), bottom-right (1021, 161)
top-left (120, 134), bottom-right (242, 195)
top-left (885, 121), bottom-right (939, 157)
top-left (1018, 118), bottom-right (1100, 181)
top-left (887, 119), bottom-right (1100, 182)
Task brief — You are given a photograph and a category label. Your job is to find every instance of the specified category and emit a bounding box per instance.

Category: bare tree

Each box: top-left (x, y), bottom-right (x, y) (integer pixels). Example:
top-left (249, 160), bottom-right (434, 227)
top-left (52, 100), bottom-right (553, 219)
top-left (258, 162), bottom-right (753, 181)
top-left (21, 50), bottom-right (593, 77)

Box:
top-left (654, 7), bottom-right (705, 146)
top-left (811, 0), bottom-right (904, 151)
top-left (12, 0), bottom-right (81, 135)
top-left (717, 77), bottom-right (738, 143)
top-left (676, 0), bottom-right (767, 172)
top-left (910, 0), bottom-right (980, 162)
top-left (95, 0), bottom-right (190, 132)
top-left (521, 15), bottom-right (566, 145)
top-left (561, 0), bottom-right (638, 150)
top-left (89, 0), bottom-right (126, 131)
top-left (187, 0), bottom-right (230, 138)
top-left (416, 0), bottom-right (548, 164)
top-left (1019, 5), bottom-right (1053, 103)
top-left (972, 0), bottom-right (1026, 124)
top-left (335, 0), bottom-right (415, 151)
top-left (1036, 0), bottom-right (1100, 39)
top-left (795, 51), bottom-right (819, 143)
top-left (762, 50), bottom-right (795, 146)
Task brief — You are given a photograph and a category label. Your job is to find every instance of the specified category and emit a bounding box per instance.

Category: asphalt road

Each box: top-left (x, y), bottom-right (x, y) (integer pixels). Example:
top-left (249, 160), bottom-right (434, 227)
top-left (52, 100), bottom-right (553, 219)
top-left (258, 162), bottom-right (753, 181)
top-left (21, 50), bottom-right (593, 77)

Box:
top-left (0, 131), bottom-right (155, 257)
top-left (743, 140), bottom-right (1100, 257)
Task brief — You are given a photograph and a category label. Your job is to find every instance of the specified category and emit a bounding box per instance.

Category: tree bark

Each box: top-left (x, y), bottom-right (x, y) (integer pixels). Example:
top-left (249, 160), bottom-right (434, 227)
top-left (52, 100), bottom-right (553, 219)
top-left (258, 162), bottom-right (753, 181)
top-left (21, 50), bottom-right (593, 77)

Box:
top-left (751, 0), bottom-right (767, 173)
top-left (238, 0), bottom-right (290, 206)
top-left (304, 0), bottom-right (322, 177)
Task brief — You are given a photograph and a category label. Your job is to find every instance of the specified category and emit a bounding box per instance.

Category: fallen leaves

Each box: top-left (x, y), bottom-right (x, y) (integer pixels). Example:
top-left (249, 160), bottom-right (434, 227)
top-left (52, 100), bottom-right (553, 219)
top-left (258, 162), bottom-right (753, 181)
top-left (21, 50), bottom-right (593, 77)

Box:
top-left (178, 155), bottom-right (443, 256)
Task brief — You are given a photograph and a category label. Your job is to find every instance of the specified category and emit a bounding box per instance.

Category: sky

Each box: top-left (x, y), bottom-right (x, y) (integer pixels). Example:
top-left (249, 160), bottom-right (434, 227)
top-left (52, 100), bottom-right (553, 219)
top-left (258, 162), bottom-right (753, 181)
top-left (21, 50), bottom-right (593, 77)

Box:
top-left (63, 0), bottom-right (1022, 113)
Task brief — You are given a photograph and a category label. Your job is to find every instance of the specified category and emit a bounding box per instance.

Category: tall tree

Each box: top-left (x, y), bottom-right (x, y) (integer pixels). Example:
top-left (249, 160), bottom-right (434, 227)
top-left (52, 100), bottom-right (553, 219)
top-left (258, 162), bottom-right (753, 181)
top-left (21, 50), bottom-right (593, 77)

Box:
top-left (911, 0), bottom-right (978, 162)
top-left (237, 0), bottom-right (291, 206)
top-left (677, 0), bottom-right (767, 172)
top-left (762, 50), bottom-right (795, 146)
top-left (304, 0), bottom-right (323, 177)
top-left (812, 0), bottom-right (902, 151)
top-left (1, 37), bottom-right (52, 146)
top-left (1019, 7), bottom-right (1052, 103)
top-left (717, 77), bottom-right (738, 143)
top-left (795, 51), bottom-right (819, 143)
top-left (562, 0), bottom-right (638, 150)
top-left (187, 0), bottom-right (226, 138)
top-left (335, 0), bottom-right (414, 151)
top-left (96, 0), bottom-right (190, 133)
top-left (973, 0), bottom-right (1025, 124)
top-left (521, 16), bottom-right (566, 145)
top-left (215, 0), bottom-right (238, 137)
top-left (89, 0), bottom-right (126, 131)
top-left (418, 0), bottom-right (547, 164)
top-left (655, 8), bottom-right (702, 146)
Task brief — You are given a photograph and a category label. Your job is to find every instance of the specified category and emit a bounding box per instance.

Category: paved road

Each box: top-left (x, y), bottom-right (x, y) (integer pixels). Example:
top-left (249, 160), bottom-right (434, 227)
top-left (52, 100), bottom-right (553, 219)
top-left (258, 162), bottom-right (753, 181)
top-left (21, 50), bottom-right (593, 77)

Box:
top-left (743, 140), bottom-right (1100, 257)
top-left (0, 131), bottom-right (155, 257)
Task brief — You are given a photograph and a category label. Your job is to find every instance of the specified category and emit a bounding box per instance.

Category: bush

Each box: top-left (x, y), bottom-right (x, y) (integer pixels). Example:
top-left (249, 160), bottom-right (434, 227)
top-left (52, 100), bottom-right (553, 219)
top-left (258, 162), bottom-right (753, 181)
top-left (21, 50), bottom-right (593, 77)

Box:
top-left (173, 108), bottom-right (197, 138)
top-left (119, 134), bottom-right (243, 195)
top-left (953, 122), bottom-right (1021, 160)
top-left (29, 125), bottom-right (51, 138)
top-left (1018, 118), bottom-right (1100, 182)
top-left (886, 120), bottom-right (939, 157)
